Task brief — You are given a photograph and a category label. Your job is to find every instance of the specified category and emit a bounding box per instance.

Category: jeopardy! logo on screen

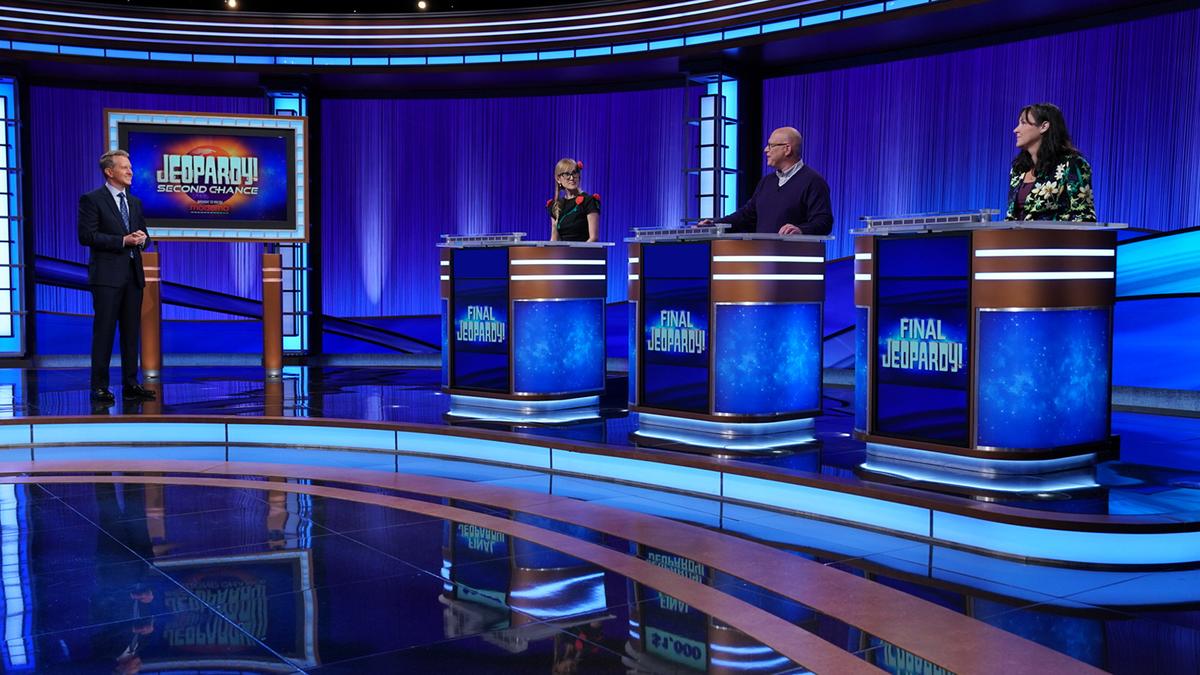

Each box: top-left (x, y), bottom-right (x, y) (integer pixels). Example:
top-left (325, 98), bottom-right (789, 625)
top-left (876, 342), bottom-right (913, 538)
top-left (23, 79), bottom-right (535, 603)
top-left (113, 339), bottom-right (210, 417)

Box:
top-left (881, 317), bottom-right (964, 373)
top-left (131, 132), bottom-right (288, 221)
top-left (456, 305), bottom-right (506, 343)
top-left (156, 150), bottom-right (261, 205)
top-left (646, 309), bottom-right (706, 354)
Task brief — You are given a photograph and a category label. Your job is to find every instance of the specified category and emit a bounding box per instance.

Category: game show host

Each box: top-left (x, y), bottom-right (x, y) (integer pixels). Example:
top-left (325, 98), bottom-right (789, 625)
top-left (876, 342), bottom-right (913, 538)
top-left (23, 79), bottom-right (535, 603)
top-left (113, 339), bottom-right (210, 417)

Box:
top-left (1008, 102), bottom-right (1096, 222)
top-left (701, 126), bottom-right (833, 235)
top-left (78, 149), bottom-right (156, 404)
top-left (547, 158), bottom-right (600, 242)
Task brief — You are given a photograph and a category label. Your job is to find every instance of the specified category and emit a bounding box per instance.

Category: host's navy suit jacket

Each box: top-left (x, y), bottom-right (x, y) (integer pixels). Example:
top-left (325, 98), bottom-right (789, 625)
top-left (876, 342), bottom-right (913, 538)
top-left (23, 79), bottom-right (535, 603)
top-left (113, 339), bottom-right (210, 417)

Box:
top-left (77, 186), bottom-right (148, 288)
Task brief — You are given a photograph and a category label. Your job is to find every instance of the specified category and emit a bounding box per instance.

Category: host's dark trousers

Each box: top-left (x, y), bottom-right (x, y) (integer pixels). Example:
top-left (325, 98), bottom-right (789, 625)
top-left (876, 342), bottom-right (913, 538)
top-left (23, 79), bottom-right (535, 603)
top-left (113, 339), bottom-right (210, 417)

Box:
top-left (90, 259), bottom-right (142, 390)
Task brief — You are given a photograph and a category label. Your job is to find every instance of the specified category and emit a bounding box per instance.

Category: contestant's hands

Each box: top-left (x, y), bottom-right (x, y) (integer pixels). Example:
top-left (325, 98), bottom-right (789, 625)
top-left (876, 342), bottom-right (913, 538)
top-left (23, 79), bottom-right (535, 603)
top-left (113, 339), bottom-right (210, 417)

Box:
top-left (778, 223), bottom-right (801, 235)
top-left (696, 219), bottom-right (714, 227)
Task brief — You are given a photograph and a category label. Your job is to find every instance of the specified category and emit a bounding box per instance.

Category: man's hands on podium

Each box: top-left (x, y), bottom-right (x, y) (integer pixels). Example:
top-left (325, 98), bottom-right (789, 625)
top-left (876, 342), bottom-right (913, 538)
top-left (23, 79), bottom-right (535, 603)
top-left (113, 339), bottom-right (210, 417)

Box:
top-left (123, 231), bottom-right (147, 248)
top-left (778, 224), bottom-right (801, 235)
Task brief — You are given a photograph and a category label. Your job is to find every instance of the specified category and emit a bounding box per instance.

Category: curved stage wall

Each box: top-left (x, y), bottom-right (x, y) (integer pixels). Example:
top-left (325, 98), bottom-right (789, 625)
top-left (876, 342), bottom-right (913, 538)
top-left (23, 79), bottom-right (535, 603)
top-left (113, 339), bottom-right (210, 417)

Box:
top-left (23, 6), bottom-right (1200, 367)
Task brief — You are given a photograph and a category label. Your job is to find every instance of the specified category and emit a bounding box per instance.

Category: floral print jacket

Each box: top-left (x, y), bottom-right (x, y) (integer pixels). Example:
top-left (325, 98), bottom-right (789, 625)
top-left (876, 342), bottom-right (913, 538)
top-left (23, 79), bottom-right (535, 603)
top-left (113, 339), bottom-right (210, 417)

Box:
top-left (1006, 153), bottom-right (1096, 222)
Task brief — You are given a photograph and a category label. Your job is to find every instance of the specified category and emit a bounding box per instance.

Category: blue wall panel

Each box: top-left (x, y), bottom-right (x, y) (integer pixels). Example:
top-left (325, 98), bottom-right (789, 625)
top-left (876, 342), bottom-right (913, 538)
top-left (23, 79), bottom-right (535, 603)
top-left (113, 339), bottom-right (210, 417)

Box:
top-left (1116, 228), bottom-right (1200, 297)
top-left (1113, 297), bottom-right (1200, 391)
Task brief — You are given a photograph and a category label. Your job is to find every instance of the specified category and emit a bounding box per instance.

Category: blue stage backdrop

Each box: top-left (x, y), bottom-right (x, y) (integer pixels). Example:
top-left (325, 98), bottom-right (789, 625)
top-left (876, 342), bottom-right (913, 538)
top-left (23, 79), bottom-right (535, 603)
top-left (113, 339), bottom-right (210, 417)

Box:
top-left (30, 86), bottom-right (269, 321)
top-left (764, 8), bottom-right (1200, 260)
top-left (319, 89), bottom-right (687, 326)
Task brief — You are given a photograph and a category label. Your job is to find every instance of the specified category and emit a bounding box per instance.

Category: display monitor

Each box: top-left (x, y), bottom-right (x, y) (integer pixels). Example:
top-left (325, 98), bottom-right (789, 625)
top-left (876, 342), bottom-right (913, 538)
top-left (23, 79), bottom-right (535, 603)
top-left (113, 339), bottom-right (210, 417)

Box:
top-left (107, 110), bottom-right (307, 241)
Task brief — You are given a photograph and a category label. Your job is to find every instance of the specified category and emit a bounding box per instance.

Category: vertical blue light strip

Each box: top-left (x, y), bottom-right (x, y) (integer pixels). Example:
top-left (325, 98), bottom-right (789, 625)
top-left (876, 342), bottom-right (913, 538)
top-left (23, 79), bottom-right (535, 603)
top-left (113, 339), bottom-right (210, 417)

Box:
top-left (720, 78), bottom-right (738, 217)
top-left (0, 79), bottom-right (23, 355)
top-left (268, 91), bottom-right (309, 353)
top-left (0, 484), bottom-right (33, 670)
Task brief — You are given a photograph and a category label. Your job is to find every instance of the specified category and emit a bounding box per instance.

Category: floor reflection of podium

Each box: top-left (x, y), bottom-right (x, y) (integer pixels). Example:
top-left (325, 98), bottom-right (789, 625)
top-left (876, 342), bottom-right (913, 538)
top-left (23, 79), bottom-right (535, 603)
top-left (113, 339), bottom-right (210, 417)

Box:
top-left (853, 211), bottom-right (1125, 478)
top-left (439, 234), bottom-right (610, 423)
top-left (627, 226), bottom-right (828, 453)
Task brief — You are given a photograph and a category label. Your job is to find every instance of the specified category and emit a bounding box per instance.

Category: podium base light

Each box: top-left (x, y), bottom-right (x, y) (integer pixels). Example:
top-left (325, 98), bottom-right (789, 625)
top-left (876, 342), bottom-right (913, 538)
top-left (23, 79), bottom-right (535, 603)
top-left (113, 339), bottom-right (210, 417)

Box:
top-left (864, 442), bottom-right (1099, 478)
top-left (446, 394), bottom-right (600, 425)
top-left (632, 413), bottom-right (816, 455)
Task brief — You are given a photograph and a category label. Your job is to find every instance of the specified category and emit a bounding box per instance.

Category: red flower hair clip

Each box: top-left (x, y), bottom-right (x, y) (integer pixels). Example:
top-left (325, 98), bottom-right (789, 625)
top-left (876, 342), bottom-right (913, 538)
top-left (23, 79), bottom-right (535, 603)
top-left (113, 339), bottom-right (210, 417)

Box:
top-left (575, 160), bottom-right (584, 169)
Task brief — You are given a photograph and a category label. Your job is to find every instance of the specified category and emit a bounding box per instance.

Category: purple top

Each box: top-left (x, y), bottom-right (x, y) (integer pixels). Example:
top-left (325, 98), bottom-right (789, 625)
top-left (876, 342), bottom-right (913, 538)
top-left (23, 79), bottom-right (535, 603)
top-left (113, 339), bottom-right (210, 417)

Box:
top-left (719, 164), bottom-right (833, 235)
top-left (1014, 179), bottom-right (1035, 220)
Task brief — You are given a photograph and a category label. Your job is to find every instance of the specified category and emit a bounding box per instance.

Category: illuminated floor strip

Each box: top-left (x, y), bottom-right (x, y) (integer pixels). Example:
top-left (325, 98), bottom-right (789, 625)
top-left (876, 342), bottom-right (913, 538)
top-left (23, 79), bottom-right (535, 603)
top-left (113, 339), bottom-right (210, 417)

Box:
top-left (0, 418), bottom-right (1196, 566)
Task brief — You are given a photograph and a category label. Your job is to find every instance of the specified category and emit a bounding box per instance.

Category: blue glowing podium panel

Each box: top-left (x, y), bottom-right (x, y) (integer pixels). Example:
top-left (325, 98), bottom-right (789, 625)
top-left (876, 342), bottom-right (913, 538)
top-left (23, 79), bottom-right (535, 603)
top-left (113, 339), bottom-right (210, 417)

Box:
top-left (641, 242), bottom-right (711, 413)
top-left (855, 306), bottom-right (869, 431)
top-left (977, 309), bottom-right (1110, 449)
top-left (451, 247), bottom-right (510, 392)
top-left (441, 241), bottom-right (608, 402)
top-left (513, 298), bottom-right (604, 395)
top-left (714, 303), bottom-right (820, 415)
top-left (873, 234), bottom-right (971, 447)
top-left (855, 222), bottom-right (1118, 462)
top-left (629, 234), bottom-right (826, 427)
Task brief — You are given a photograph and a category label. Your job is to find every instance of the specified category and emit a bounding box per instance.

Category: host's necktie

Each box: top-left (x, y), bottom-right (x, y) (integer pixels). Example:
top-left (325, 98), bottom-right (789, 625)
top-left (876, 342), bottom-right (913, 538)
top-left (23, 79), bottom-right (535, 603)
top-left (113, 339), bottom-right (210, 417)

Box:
top-left (118, 192), bottom-right (130, 232)
top-left (118, 192), bottom-right (134, 258)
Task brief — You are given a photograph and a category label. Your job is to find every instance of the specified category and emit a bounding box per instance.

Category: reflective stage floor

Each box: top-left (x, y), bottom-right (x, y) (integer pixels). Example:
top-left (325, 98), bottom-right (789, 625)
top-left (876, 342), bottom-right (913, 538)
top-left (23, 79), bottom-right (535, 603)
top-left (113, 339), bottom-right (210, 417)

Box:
top-left (0, 365), bottom-right (1197, 673)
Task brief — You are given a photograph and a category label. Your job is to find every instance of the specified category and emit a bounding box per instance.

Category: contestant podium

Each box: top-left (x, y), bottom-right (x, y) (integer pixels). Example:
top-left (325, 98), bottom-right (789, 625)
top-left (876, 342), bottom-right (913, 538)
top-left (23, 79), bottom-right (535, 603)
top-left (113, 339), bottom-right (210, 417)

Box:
top-left (853, 211), bottom-right (1125, 472)
top-left (628, 226), bottom-right (827, 448)
top-left (439, 234), bottom-right (610, 420)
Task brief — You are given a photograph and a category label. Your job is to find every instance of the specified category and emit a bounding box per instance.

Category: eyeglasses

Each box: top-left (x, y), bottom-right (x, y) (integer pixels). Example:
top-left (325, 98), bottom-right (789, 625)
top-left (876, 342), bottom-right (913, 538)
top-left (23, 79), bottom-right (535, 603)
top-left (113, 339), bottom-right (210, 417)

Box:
top-left (557, 170), bottom-right (580, 179)
top-left (764, 142), bottom-right (789, 150)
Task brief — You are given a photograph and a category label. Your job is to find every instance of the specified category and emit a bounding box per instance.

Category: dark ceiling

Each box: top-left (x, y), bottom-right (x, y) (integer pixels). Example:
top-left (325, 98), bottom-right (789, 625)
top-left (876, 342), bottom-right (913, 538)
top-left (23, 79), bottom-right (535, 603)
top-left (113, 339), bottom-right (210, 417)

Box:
top-left (9, 0), bottom-right (1185, 97)
top-left (93, 0), bottom-right (602, 13)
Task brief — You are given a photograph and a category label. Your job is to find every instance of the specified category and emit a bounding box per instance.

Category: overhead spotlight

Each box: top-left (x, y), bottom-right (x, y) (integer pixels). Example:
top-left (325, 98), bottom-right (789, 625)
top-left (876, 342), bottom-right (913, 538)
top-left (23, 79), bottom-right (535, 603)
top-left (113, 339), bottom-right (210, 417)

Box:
top-left (417, 0), bottom-right (428, 9)
top-left (225, 0), bottom-right (238, 8)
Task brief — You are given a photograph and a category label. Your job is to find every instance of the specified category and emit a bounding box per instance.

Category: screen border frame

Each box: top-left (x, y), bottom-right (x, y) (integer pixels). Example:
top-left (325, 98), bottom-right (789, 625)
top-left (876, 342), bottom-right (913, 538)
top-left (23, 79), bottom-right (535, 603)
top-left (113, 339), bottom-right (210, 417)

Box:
top-left (106, 109), bottom-right (309, 242)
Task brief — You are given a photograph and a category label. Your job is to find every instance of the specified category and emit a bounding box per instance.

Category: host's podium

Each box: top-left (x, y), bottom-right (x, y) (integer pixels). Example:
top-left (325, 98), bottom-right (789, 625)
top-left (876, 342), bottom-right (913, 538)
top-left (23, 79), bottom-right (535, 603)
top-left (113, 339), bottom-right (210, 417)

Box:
top-left (628, 226), bottom-right (828, 449)
top-left (439, 233), bottom-right (610, 421)
top-left (853, 211), bottom-right (1125, 473)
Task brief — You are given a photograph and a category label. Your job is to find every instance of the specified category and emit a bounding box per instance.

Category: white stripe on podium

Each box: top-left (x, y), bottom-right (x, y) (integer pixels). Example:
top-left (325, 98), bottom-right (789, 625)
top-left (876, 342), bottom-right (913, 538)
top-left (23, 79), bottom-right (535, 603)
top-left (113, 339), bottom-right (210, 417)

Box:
top-left (510, 274), bottom-right (605, 281)
top-left (510, 259), bottom-right (605, 266)
top-left (974, 271), bottom-right (1114, 281)
top-left (975, 248), bottom-right (1114, 257)
top-left (712, 255), bottom-right (823, 263)
top-left (712, 274), bottom-right (823, 281)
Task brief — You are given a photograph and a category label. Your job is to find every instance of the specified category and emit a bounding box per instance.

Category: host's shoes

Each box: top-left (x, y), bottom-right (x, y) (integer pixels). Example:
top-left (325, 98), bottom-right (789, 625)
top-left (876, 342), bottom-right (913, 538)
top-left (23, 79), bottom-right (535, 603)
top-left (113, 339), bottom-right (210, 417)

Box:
top-left (90, 388), bottom-right (115, 404)
top-left (123, 385), bottom-right (157, 401)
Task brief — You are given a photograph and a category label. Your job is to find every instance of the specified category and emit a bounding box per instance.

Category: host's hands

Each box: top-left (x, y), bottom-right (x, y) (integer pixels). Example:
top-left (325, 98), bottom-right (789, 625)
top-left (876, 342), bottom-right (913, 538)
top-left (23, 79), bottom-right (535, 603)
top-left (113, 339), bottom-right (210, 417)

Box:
top-left (778, 223), bottom-right (801, 235)
top-left (123, 231), bottom-right (147, 248)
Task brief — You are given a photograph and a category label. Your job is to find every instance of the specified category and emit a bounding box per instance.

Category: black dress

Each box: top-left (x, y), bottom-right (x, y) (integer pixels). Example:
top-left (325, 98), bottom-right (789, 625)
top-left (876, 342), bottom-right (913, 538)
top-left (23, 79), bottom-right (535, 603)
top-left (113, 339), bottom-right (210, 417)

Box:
top-left (547, 193), bottom-right (600, 242)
